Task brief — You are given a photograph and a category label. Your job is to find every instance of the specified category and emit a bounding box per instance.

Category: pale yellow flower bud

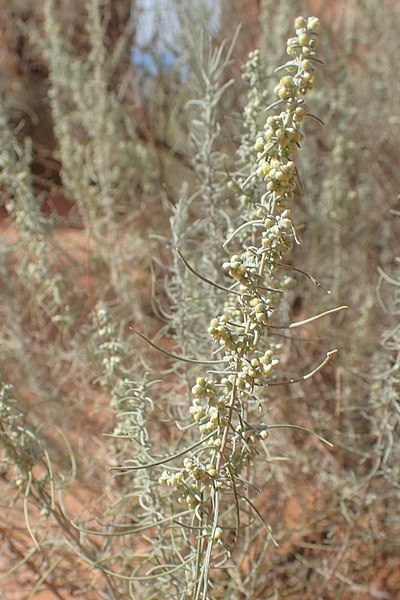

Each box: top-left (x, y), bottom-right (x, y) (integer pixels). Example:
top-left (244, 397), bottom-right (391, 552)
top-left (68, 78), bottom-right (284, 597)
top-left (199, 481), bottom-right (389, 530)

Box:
top-left (294, 16), bottom-right (307, 30)
top-left (308, 16), bottom-right (319, 31)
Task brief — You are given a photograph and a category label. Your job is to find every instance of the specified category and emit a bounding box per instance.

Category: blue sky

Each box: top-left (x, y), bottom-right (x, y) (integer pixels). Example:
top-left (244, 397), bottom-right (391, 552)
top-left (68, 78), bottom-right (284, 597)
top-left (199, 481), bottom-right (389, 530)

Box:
top-left (132, 0), bottom-right (221, 74)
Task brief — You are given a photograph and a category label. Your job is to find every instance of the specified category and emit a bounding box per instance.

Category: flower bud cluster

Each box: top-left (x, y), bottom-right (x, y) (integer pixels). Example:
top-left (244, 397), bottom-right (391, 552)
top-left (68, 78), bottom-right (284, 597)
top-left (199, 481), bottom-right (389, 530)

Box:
top-left (159, 469), bottom-right (200, 510)
top-left (261, 209), bottom-right (295, 256)
top-left (208, 315), bottom-right (238, 352)
top-left (257, 154), bottom-right (297, 186)
top-left (247, 296), bottom-right (271, 326)
top-left (241, 351), bottom-right (280, 382)
top-left (222, 254), bottom-right (260, 287)
top-left (228, 425), bottom-right (271, 472)
top-left (287, 16), bottom-right (320, 57)
top-left (255, 17), bottom-right (319, 169)
top-left (190, 377), bottom-right (228, 433)
top-left (239, 49), bottom-right (269, 165)
top-left (159, 452), bottom-right (223, 509)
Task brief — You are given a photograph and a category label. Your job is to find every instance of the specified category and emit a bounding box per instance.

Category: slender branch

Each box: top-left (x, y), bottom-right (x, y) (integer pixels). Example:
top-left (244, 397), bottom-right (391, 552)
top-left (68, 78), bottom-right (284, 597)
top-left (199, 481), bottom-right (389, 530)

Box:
top-left (132, 329), bottom-right (226, 364)
top-left (110, 432), bottom-right (215, 472)
top-left (177, 250), bottom-right (240, 296)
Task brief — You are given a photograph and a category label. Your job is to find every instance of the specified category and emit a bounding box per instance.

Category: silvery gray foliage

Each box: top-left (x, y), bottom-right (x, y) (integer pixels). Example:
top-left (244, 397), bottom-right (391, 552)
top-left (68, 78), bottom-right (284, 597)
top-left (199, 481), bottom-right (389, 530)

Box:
top-left (0, 103), bottom-right (71, 327)
top-left (0, 377), bottom-right (39, 486)
top-left (43, 0), bottom-right (144, 231)
top-left (162, 34), bottom-right (236, 361)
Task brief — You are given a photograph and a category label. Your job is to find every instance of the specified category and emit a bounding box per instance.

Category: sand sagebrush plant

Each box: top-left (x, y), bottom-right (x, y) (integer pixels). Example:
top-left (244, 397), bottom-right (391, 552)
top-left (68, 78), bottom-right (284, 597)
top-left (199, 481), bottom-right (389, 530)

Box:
top-left (41, 0), bottom-right (150, 313)
top-left (0, 377), bottom-right (40, 488)
top-left (1, 2), bottom-right (400, 597)
top-left (152, 16), bottom-right (340, 598)
top-left (42, 0), bottom-right (144, 232)
top-left (0, 103), bottom-right (71, 328)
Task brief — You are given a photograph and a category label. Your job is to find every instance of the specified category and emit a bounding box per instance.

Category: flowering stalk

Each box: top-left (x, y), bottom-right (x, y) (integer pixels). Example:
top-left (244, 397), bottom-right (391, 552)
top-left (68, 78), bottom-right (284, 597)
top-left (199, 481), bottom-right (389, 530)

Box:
top-left (160, 16), bottom-right (322, 597)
